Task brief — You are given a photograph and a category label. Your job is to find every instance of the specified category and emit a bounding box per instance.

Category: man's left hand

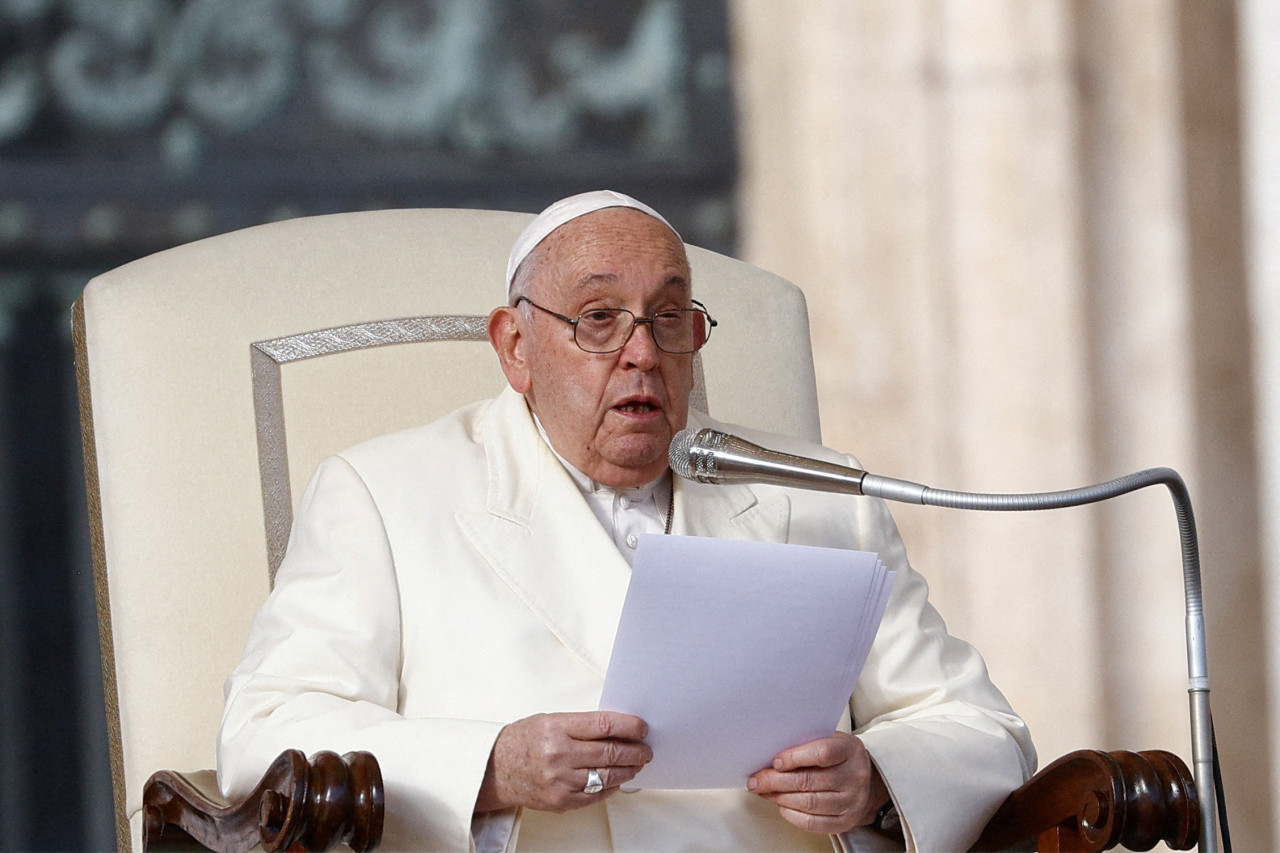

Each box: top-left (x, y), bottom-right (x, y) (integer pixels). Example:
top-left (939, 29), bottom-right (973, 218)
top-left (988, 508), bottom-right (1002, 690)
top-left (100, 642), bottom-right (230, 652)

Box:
top-left (747, 732), bottom-right (888, 835)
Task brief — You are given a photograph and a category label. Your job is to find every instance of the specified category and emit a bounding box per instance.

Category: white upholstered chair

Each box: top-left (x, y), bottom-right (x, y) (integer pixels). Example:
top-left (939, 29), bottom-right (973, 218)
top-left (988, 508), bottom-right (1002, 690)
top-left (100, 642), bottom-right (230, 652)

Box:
top-left (73, 208), bottom-right (822, 852)
top-left (75, 208), bottom-right (1198, 852)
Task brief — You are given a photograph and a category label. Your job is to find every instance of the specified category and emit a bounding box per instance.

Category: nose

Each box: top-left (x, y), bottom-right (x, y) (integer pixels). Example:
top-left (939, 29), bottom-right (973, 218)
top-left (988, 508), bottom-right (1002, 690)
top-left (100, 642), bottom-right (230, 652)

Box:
top-left (620, 320), bottom-right (661, 369)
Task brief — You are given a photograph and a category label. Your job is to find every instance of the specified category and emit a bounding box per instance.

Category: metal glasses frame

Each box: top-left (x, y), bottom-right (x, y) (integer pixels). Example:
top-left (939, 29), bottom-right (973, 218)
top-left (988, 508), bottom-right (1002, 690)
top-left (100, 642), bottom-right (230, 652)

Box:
top-left (514, 296), bottom-right (717, 354)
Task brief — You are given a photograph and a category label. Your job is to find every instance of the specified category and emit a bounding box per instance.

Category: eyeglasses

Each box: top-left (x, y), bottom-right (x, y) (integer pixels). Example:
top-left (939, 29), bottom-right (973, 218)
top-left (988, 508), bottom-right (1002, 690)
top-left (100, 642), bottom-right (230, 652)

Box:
top-left (515, 297), bottom-right (717, 354)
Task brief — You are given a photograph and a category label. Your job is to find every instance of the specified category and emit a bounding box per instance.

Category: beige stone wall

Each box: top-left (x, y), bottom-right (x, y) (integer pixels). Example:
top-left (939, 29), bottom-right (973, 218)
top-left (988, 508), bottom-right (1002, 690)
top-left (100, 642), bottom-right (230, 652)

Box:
top-left (729, 0), bottom-right (1271, 847)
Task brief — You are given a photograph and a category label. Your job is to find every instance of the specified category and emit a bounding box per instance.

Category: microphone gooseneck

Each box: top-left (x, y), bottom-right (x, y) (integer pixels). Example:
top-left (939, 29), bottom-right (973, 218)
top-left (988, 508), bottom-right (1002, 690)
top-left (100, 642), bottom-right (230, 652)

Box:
top-left (668, 426), bottom-right (1224, 853)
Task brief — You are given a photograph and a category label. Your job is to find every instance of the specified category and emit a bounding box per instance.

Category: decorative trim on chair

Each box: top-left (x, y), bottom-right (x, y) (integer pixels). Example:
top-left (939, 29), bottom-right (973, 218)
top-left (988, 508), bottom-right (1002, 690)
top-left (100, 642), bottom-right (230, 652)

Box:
top-left (251, 315), bottom-right (490, 584)
top-left (252, 315), bottom-right (490, 363)
top-left (251, 314), bottom-right (711, 585)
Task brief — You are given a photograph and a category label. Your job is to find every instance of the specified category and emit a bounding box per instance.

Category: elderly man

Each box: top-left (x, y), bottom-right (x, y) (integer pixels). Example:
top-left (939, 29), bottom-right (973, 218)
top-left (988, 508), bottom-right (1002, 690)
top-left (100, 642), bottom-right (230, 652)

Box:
top-left (218, 191), bottom-right (1035, 851)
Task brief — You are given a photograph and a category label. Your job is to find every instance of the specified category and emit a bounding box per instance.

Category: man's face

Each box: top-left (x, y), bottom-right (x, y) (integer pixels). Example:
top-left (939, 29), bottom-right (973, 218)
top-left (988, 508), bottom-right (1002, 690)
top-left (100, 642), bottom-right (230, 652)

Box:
top-left (489, 208), bottom-right (697, 488)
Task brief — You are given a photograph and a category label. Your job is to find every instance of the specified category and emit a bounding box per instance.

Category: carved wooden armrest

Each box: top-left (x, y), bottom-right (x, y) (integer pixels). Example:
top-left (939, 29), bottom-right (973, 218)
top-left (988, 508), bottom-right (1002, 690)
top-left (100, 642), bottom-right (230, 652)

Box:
top-left (971, 749), bottom-right (1199, 852)
top-left (142, 749), bottom-right (383, 853)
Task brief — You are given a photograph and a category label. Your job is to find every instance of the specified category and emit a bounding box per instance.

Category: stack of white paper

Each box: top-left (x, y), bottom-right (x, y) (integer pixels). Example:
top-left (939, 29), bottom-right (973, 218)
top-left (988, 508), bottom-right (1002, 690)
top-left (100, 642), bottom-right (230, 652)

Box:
top-left (599, 534), bottom-right (895, 790)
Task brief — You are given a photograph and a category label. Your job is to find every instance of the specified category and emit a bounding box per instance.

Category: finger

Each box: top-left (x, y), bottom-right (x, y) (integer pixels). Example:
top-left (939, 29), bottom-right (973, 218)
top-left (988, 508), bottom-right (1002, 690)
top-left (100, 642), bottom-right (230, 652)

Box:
top-left (776, 804), bottom-right (859, 836)
top-left (564, 710), bottom-right (650, 742)
top-left (748, 766), bottom-right (839, 795)
top-left (576, 764), bottom-right (647, 799)
top-left (771, 735), bottom-right (853, 772)
top-left (578, 737), bottom-right (653, 770)
top-left (756, 789), bottom-right (849, 817)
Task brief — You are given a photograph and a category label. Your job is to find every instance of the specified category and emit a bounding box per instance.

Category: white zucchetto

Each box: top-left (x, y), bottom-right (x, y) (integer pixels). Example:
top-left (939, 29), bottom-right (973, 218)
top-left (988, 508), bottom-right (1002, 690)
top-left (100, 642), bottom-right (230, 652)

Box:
top-left (505, 189), bottom-right (682, 298)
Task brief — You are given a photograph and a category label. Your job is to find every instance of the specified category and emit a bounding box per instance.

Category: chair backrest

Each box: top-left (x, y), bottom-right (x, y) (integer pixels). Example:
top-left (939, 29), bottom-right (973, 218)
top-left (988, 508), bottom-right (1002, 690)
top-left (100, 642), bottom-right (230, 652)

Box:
top-left (73, 208), bottom-right (821, 851)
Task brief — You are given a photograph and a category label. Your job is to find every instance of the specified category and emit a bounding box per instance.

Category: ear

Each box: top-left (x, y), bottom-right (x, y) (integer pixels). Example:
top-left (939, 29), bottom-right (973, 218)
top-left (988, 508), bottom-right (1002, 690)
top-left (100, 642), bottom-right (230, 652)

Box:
top-left (488, 306), bottom-right (533, 394)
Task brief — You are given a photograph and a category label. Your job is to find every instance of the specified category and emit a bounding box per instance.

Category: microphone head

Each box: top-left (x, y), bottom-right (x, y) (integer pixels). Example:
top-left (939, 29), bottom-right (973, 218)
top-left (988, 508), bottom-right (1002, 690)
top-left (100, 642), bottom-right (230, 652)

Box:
top-left (669, 427), bottom-right (731, 482)
top-left (668, 428), bottom-right (698, 479)
top-left (670, 427), bottom-right (864, 493)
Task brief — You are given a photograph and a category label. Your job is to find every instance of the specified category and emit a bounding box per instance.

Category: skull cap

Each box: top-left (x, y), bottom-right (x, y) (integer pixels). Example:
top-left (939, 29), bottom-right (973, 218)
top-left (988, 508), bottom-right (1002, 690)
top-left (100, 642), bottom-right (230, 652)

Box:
top-left (505, 190), bottom-right (681, 298)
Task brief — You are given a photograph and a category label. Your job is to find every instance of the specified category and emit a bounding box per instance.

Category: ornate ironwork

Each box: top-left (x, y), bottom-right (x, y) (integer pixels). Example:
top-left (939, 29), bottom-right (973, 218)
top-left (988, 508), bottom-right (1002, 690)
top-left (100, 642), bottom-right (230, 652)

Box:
top-left (0, 0), bottom-right (737, 256)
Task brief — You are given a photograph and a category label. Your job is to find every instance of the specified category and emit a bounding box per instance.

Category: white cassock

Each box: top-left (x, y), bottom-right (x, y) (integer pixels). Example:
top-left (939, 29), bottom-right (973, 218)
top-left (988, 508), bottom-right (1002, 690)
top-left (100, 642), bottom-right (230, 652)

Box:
top-left (218, 386), bottom-right (1035, 852)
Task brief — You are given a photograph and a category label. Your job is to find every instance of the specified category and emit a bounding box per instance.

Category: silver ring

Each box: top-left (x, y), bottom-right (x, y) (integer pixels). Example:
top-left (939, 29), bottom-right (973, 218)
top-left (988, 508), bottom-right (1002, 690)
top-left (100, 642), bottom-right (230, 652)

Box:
top-left (583, 768), bottom-right (604, 794)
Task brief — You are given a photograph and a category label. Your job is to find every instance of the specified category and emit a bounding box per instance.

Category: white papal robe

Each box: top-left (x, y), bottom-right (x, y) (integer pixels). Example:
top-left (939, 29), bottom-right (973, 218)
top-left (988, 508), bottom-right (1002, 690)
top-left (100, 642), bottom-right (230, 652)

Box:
top-left (218, 386), bottom-right (1035, 851)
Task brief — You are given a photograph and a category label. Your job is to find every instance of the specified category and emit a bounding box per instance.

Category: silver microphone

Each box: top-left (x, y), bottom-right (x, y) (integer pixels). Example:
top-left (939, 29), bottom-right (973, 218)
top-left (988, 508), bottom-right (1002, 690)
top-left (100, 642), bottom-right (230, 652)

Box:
top-left (669, 427), bottom-right (869, 495)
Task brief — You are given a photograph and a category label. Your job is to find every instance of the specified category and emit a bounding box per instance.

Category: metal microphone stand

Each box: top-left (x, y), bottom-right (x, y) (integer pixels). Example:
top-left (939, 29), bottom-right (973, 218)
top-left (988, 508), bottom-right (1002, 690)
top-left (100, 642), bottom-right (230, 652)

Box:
top-left (672, 429), bottom-right (1226, 850)
top-left (861, 467), bottom-right (1223, 853)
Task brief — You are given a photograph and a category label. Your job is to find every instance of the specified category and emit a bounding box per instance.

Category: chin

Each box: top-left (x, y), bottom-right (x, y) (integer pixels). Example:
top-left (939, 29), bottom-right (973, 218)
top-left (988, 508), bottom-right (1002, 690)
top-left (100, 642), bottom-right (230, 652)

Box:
top-left (612, 435), bottom-right (669, 464)
top-left (597, 453), bottom-right (668, 487)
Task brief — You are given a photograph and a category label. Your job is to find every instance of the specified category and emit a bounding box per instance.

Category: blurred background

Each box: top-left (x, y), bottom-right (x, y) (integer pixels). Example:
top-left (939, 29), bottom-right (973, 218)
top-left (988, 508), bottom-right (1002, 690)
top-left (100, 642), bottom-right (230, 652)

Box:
top-left (0, 1), bottom-right (1276, 849)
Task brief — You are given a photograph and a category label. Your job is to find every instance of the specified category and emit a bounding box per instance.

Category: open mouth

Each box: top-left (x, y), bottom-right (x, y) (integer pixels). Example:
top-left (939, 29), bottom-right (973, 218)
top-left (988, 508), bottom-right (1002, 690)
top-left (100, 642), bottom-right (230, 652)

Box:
top-left (615, 402), bottom-right (656, 414)
top-left (613, 398), bottom-right (660, 415)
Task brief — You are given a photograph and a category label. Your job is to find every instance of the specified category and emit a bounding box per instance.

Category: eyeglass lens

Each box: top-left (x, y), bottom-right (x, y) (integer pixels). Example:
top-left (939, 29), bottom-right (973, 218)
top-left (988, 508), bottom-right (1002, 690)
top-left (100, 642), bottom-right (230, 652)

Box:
top-left (576, 308), bottom-right (708, 353)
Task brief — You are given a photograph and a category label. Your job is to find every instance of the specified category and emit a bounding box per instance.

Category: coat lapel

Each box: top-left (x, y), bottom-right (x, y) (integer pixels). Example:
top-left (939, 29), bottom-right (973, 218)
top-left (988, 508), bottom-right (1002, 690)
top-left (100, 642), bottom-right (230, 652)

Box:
top-left (456, 389), bottom-right (634, 677)
top-left (673, 409), bottom-right (792, 543)
top-left (671, 471), bottom-right (791, 542)
top-left (457, 393), bottom-right (795, 677)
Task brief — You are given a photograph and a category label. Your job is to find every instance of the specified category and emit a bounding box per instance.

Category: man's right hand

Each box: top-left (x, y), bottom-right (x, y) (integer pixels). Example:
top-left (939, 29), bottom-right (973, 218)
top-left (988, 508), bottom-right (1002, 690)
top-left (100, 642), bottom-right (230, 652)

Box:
top-left (475, 711), bottom-right (652, 813)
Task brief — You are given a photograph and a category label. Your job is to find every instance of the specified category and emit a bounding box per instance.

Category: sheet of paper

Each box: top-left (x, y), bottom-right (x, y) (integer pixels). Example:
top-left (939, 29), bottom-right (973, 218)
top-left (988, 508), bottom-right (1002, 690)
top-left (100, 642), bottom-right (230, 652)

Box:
top-left (598, 534), bottom-right (895, 790)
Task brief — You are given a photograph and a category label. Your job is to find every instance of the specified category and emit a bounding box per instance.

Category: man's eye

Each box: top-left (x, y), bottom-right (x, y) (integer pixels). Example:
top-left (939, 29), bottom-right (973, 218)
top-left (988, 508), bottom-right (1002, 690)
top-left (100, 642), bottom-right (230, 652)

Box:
top-left (580, 310), bottom-right (617, 324)
top-left (653, 311), bottom-right (684, 323)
